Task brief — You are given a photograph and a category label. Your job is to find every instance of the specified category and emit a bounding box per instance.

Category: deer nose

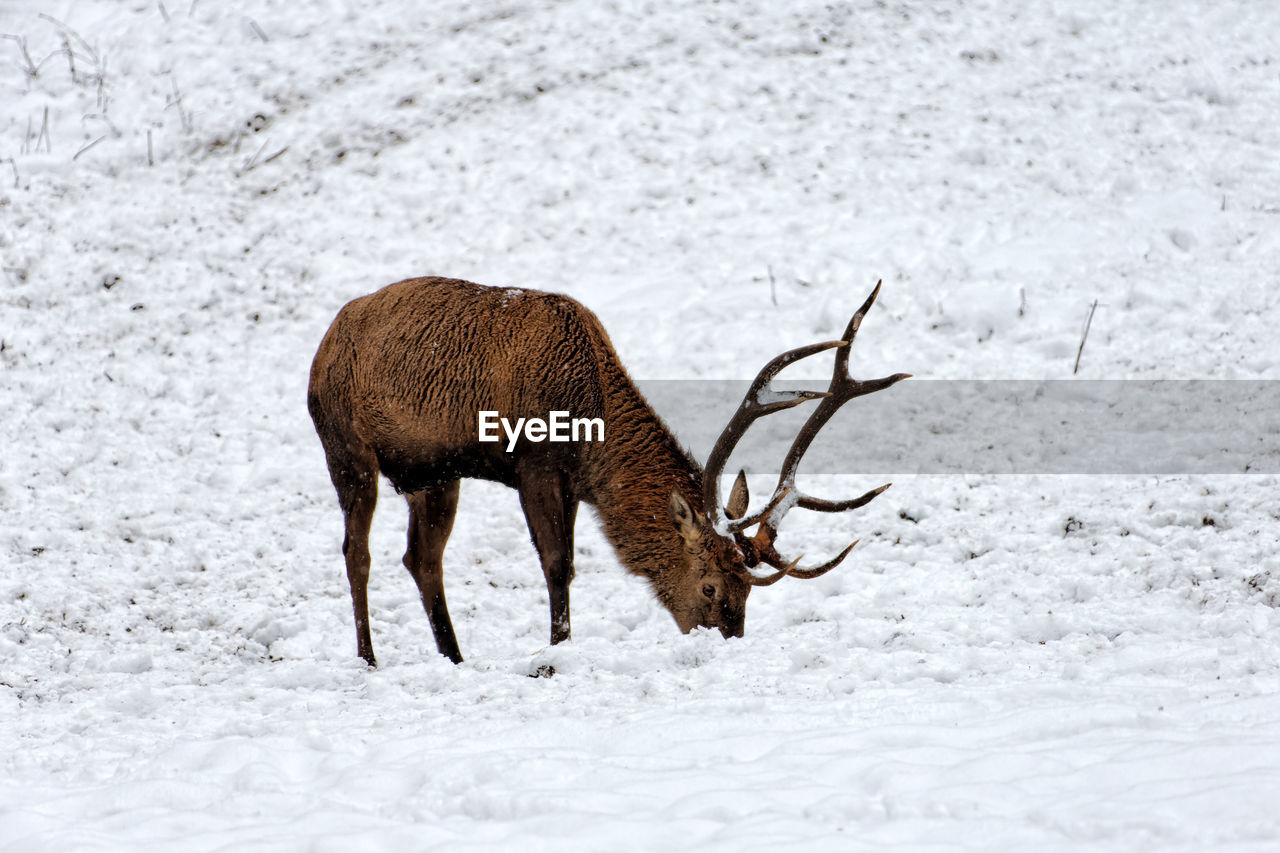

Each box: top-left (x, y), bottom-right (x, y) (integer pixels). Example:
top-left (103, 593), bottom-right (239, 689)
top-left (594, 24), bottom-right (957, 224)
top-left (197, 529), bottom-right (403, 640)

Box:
top-left (718, 621), bottom-right (744, 640)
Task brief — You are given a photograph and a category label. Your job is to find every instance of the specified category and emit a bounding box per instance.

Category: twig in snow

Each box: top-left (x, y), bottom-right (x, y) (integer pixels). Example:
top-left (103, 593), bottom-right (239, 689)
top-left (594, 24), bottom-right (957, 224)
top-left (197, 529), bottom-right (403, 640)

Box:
top-left (73, 135), bottom-right (105, 160)
top-left (62, 36), bottom-right (76, 83)
top-left (1, 34), bottom-right (38, 78)
top-left (263, 146), bottom-right (287, 164)
top-left (768, 265), bottom-right (777, 306)
top-left (92, 53), bottom-right (108, 111)
top-left (158, 3), bottom-right (170, 23)
top-left (36, 106), bottom-right (51, 153)
top-left (246, 18), bottom-right (269, 43)
top-left (166, 76), bottom-right (191, 133)
top-left (1072, 299), bottom-right (1099, 375)
top-left (31, 46), bottom-right (64, 78)
top-left (37, 14), bottom-right (99, 68)
top-left (147, 129), bottom-right (153, 166)
top-left (241, 138), bottom-right (269, 172)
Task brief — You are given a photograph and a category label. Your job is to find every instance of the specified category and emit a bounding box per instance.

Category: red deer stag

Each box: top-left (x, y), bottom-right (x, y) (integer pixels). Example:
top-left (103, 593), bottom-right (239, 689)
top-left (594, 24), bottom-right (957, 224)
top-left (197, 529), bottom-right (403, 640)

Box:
top-left (308, 276), bottom-right (907, 665)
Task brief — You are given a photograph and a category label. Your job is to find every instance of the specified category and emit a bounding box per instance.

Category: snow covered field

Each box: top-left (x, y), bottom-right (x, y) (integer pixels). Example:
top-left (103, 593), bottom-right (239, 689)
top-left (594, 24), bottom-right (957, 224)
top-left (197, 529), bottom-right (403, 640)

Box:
top-left (3, 0), bottom-right (1280, 848)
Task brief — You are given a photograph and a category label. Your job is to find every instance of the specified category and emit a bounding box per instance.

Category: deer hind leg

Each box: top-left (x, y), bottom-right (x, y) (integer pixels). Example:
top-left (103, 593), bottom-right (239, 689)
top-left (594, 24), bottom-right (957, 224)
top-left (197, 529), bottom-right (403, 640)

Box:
top-left (516, 467), bottom-right (578, 646)
top-left (331, 450), bottom-right (379, 667)
top-left (403, 482), bottom-right (463, 664)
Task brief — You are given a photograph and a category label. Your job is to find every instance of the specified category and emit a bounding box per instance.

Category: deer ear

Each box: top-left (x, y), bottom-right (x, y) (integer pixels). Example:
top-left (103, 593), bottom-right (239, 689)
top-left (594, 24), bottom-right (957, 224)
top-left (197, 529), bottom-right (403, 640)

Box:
top-left (667, 491), bottom-right (701, 543)
top-left (726, 470), bottom-right (749, 520)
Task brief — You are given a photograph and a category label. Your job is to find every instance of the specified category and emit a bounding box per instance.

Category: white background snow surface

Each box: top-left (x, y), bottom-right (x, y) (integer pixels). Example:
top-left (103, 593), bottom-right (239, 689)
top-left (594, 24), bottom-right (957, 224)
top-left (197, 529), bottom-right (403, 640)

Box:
top-left (3, 0), bottom-right (1280, 849)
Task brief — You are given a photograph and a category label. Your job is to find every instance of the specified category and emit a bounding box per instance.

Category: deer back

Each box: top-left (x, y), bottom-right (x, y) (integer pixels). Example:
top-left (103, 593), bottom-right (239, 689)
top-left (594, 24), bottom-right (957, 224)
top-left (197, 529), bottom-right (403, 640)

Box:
top-left (308, 277), bottom-right (628, 493)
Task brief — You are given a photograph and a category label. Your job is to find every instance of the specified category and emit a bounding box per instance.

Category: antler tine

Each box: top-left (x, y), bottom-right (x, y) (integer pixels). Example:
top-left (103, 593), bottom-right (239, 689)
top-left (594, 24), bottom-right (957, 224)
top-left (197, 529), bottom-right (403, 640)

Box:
top-left (832, 279), bottom-right (883, 380)
top-left (702, 339), bottom-right (848, 534)
top-left (759, 539), bottom-right (858, 579)
top-left (727, 474), bottom-right (887, 533)
top-left (731, 553), bottom-right (803, 587)
top-left (796, 482), bottom-right (891, 513)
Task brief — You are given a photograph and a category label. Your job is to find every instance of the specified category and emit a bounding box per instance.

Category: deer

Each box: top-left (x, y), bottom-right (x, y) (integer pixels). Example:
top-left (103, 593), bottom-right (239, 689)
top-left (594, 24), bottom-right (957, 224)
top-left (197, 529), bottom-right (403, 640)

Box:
top-left (307, 276), bottom-right (908, 666)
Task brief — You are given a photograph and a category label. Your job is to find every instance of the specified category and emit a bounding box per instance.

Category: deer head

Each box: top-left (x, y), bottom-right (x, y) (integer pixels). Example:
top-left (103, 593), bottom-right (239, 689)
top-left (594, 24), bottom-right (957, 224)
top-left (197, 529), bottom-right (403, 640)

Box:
top-left (660, 281), bottom-right (909, 638)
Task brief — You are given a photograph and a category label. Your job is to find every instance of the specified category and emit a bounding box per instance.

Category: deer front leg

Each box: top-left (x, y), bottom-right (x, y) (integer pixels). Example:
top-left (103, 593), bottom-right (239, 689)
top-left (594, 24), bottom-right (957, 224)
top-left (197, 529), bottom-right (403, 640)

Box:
top-left (516, 466), bottom-right (578, 646)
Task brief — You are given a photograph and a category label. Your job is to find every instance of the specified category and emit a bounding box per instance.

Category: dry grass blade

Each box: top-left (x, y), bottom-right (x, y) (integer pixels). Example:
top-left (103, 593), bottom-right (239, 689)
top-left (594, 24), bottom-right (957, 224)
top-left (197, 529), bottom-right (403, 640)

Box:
top-left (1, 34), bottom-right (39, 78)
top-left (73, 135), bottom-right (105, 160)
top-left (1073, 299), bottom-right (1099, 375)
top-left (37, 13), bottom-right (99, 67)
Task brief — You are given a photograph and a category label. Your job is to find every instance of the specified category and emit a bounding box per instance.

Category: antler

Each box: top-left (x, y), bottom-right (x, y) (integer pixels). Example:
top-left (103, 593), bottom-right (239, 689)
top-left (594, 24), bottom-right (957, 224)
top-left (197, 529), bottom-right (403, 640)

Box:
top-left (730, 552), bottom-right (804, 588)
top-left (703, 281), bottom-right (910, 581)
top-left (701, 339), bottom-right (847, 535)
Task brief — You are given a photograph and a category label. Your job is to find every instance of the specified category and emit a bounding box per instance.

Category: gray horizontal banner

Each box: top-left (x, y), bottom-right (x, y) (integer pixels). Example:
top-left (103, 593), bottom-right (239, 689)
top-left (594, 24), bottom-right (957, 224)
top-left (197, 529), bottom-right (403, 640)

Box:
top-left (635, 380), bottom-right (1280, 475)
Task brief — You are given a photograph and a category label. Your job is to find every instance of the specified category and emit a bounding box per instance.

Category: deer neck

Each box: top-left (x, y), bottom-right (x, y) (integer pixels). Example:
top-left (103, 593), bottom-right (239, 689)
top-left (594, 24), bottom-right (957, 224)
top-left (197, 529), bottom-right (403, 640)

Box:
top-left (581, 386), bottom-right (703, 585)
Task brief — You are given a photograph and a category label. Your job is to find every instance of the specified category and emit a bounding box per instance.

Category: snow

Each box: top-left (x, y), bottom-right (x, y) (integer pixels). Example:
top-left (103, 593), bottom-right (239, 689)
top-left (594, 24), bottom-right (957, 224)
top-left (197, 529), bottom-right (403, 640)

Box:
top-left (3, 0), bottom-right (1280, 849)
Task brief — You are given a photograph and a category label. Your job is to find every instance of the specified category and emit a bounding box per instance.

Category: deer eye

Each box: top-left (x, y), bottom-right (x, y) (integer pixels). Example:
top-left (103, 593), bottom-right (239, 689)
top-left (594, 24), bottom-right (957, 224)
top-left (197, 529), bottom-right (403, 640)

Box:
top-left (702, 584), bottom-right (716, 599)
